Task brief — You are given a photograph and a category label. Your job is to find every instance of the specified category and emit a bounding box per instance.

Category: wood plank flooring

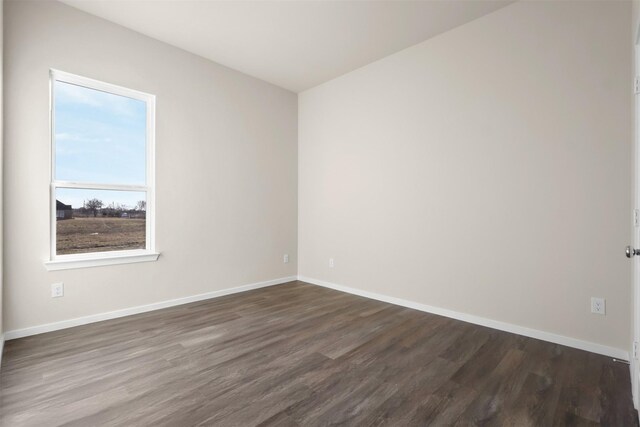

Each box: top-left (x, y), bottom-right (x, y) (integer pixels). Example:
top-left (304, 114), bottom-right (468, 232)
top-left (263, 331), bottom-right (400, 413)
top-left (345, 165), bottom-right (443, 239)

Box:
top-left (0, 281), bottom-right (637, 426)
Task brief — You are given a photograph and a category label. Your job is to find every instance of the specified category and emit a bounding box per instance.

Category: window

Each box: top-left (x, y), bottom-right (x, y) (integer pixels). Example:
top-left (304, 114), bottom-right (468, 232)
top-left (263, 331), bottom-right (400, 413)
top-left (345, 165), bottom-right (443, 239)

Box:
top-left (46, 70), bottom-right (158, 270)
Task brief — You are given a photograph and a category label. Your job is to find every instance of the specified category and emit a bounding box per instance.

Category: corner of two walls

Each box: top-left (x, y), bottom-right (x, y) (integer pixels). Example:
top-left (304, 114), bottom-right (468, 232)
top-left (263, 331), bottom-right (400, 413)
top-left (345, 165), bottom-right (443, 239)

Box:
top-left (298, 0), bottom-right (634, 356)
top-left (1, 0), bottom-right (5, 361)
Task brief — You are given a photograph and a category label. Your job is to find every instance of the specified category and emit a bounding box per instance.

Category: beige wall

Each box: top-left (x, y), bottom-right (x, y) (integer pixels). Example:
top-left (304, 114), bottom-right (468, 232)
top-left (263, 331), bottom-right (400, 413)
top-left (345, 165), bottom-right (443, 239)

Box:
top-left (299, 1), bottom-right (633, 352)
top-left (3, 0), bottom-right (297, 332)
top-left (0, 0), bottom-right (3, 339)
top-left (634, 0), bottom-right (640, 46)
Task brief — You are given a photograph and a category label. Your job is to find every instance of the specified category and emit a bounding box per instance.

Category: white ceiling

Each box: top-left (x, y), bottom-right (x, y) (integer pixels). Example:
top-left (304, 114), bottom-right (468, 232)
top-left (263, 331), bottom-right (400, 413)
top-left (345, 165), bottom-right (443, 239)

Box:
top-left (59, 0), bottom-right (513, 93)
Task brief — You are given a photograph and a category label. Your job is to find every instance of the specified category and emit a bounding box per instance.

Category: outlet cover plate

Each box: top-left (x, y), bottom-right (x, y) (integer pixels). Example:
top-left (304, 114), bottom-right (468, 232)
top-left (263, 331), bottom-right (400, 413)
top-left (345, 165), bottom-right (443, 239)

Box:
top-left (591, 297), bottom-right (605, 315)
top-left (51, 282), bottom-right (64, 298)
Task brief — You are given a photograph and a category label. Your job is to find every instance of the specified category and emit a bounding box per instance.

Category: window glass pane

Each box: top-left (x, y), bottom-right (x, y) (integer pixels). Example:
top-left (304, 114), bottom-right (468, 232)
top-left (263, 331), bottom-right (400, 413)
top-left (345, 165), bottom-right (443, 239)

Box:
top-left (56, 188), bottom-right (146, 255)
top-left (54, 80), bottom-right (147, 185)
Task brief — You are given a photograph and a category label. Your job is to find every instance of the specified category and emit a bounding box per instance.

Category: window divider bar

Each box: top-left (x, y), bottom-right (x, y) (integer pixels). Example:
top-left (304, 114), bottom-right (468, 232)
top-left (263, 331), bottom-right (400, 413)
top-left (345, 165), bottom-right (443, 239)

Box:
top-left (53, 182), bottom-right (149, 192)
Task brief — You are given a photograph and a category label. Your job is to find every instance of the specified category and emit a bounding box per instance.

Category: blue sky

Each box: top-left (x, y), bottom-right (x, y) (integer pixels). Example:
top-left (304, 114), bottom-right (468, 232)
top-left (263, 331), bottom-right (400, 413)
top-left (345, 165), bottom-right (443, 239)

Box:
top-left (55, 81), bottom-right (147, 209)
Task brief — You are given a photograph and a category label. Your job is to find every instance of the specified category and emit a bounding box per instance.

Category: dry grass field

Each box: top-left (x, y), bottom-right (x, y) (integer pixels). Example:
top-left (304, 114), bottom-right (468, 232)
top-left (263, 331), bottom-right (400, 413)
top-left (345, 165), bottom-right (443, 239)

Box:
top-left (56, 217), bottom-right (146, 255)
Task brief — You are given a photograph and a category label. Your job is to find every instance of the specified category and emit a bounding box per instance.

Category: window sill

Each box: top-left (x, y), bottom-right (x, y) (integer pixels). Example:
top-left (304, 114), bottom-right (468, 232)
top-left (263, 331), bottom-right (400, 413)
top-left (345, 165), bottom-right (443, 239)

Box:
top-left (45, 251), bottom-right (160, 271)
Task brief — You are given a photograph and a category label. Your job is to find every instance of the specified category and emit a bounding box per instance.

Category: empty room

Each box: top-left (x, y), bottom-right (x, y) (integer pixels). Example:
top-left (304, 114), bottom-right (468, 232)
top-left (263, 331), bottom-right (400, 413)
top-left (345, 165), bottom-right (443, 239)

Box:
top-left (1, 0), bottom-right (640, 425)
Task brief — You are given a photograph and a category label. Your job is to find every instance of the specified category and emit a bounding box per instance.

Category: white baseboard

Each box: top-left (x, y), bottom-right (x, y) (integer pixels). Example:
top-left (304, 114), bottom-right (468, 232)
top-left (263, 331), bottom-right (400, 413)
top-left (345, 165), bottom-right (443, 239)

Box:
top-left (298, 275), bottom-right (629, 360)
top-left (4, 276), bottom-right (297, 341)
top-left (0, 333), bottom-right (4, 369)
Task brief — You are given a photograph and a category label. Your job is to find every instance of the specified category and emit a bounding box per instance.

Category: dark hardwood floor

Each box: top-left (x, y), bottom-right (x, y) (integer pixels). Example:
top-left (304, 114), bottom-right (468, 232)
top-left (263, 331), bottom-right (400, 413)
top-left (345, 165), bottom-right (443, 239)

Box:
top-left (0, 281), bottom-right (637, 426)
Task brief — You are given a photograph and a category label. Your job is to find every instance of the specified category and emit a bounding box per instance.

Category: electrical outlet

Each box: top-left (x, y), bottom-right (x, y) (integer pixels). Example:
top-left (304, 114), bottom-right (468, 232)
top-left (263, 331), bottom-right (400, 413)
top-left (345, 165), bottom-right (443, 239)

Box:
top-left (329, 258), bottom-right (335, 268)
top-left (591, 297), bottom-right (605, 315)
top-left (51, 282), bottom-right (64, 298)
top-left (283, 254), bottom-right (289, 264)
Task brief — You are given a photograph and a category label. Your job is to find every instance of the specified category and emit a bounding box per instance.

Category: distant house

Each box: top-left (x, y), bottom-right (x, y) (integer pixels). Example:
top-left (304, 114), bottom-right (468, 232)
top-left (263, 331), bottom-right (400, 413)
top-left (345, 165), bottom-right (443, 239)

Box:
top-left (56, 200), bottom-right (73, 220)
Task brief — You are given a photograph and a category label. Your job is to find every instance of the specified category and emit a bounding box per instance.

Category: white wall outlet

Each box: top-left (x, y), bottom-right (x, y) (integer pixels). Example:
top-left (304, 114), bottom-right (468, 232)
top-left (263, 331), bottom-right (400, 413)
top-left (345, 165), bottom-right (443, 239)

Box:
top-left (329, 258), bottom-right (335, 268)
top-left (283, 254), bottom-right (289, 264)
top-left (51, 282), bottom-right (64, 298)
top-left (591, 297), bottom-right (605, 315)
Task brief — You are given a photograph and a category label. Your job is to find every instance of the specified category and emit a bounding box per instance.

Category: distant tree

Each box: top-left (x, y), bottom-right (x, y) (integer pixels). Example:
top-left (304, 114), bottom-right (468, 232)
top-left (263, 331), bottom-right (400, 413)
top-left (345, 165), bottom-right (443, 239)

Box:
top-left (84, 198), bottom-right (103, 217)
top-left (136, 200), bottom-right (146, 211)
top-left (100, 202), bottom-right (127, 217)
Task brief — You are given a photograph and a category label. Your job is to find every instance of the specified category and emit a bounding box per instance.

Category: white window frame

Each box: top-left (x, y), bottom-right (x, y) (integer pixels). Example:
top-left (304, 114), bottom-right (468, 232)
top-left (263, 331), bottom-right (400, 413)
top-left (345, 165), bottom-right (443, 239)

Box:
top-left (45, 70), bottom-right (159, 271)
